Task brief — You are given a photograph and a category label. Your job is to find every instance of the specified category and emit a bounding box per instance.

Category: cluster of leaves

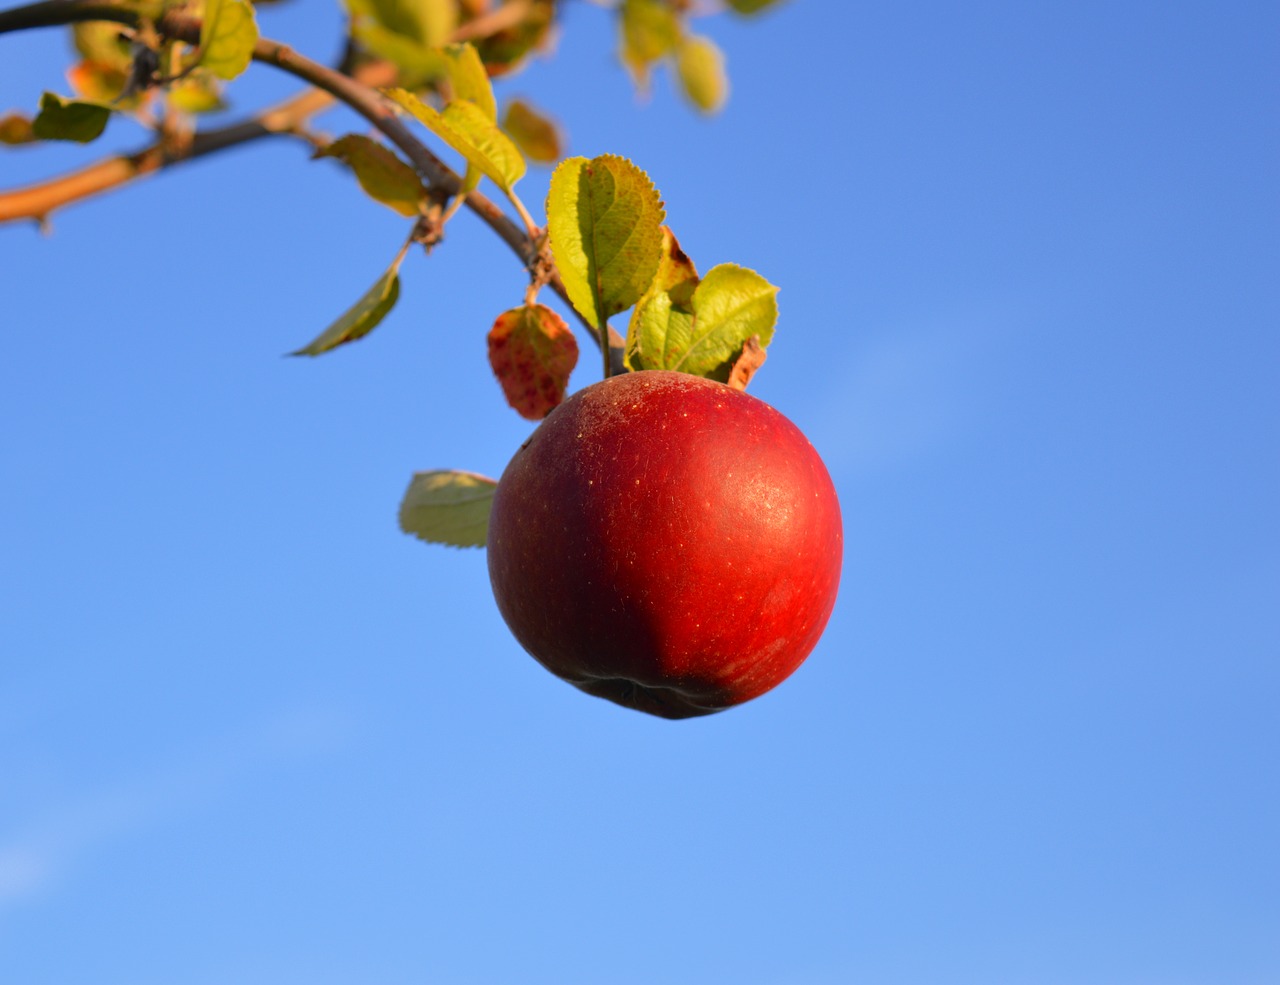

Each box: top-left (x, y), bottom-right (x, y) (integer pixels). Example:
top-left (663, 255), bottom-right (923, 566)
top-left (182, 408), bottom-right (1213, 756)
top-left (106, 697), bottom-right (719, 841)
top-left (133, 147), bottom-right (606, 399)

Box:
top-left (0, 0), bottom-right (262, 145)
top-left (1, 0), bottom-right (780, 144)
top-left (347, 0), bottom-right (556, 81)
top-left (0, 0), bottom-right (787, 551)
top-left (291, 46), bottom-right (537, 358)
top-left (400, 147), bottom-right (779, 549)
top-left (295, 46), bottom-right (777, 409)
top-left (618, 0), bottom-right (766, 114)
top-left (547, 154), bottom-right (777, 386)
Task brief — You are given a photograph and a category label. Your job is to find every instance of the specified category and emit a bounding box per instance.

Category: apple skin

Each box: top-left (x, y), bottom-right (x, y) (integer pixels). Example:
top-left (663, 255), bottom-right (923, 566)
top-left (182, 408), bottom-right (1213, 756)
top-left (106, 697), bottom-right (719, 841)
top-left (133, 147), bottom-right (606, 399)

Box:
top-left (487, 370), bottom-right (842, 719)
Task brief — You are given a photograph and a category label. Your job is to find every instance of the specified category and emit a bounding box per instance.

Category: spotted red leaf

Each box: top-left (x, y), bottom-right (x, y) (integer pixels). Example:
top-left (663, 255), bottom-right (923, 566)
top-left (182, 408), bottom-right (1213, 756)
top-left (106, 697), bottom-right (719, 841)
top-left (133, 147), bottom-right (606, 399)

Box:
top-left (488, 304), bottom-right (579, 420)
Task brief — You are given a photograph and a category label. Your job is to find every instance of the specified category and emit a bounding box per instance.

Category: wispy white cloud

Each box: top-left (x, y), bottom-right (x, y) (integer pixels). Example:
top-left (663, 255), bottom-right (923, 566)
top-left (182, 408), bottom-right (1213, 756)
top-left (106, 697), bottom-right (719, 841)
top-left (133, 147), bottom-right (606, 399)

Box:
top-left (0, 847), bottom-right (50, 905)
top-left (810, 301), bottom-right (1020, 474)
top-left (0, 787), bottom-right (144, 908)
top-left (0, 702), bottom-right (353, 912)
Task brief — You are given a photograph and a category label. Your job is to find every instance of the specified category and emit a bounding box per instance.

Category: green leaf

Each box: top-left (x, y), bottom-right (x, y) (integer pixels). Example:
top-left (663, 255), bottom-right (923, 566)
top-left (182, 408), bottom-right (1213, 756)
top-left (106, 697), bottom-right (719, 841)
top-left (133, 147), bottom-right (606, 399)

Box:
top-left (628, 263), bottom-right (778, 382)
top-left (352, 21), bottom-right (446, 82)
top-left (385, 89), bottom-right (525, 193)
top-left (0, 112), bottom-right (36, 145)
top-left (348, 34), bottom-right (494, 116)
top-left (624, 226), bottom-right (697, 368)
top-left (399, 469), bottom-right (497, 548)
top-left (675, 34), bottom-right (728, 114)
top-left (726, 0), bottom-right (785, 13)
top-left (200, 0), bottom-right (258, 81)
top-left (488, 304), bottom-right (579, 420)
top-left (32, 92), bottom-right (110, 143)
top-left (315, 134), bottom-right (427, 217)
top-left (167, 73), bottom-right (226, 114)
top-left (472, 0), bottom-right (555, 78)
top-left (67, 55), bottom-right (153, 111)
top-left (72, 22), bottom-right (132, 70)
top-left (619, 0), bottom-right (681, 88)
top-left (364, 0), bottom-right (457, 47)
top-left (501, 97), bottom-right (562, 164)
top-left (546, 154), bottom-right (665, 331)
top-left (628, 288), bottom-right (689, 373)
top-left (290, 257), bottom-right (403, 356)
top-left (439, 43), bottom-right (496, 122)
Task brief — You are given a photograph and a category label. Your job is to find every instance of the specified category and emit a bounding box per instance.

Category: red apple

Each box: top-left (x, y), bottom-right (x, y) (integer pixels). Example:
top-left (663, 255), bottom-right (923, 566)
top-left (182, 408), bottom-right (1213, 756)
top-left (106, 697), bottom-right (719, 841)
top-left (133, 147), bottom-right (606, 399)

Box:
top-left (487, 370), bottom-right (842, 719)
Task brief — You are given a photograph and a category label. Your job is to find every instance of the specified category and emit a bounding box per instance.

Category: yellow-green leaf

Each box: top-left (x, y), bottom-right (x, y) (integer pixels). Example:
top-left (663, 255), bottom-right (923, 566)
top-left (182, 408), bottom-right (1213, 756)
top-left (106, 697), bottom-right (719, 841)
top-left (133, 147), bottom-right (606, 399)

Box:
top-left (628, 288), bottom-right (690, 374)
top-left (501, 97), bottom-right (562, 164)
top-left (399, 469), bottom-right (497, 548)
top-left (200, 0), bottom-right (258, 81)
top-left (624, 226), bottom-right (697, 368)
top-left (629, 263), bottom-right (778, 382)
top-left (619, 0), bottom-right (681, 88)
top-left (726, 0), bottom-right (785, 13)
top-left (365, 0), bottom-right (457, 47)
top-left (0, 112), bottom-right (37, 145)
top-left (385, 89), bottom-right (525, 193)
top-left (439, 43), bottom-right (496, 121)
top-left (167, 73), bottom-right (226, 114)
top-left (675, 34), bottom-right (727, 114)
top-left (546, 154), bottom-right (665, 331)
top-left (315, 133), bottom-right (427, 217)
top-left (352, 22), bottom-right (447, 83)
top-left (72, 22), bottom-right (132, 70)
top-left (349, 35), bottom-right (493, 116)
top-left (32, 92), bottom-right (110, 143)
top-left (473, 0), bottom-right (555, 78)
top-left (290, 259), bottom-right (403, 356)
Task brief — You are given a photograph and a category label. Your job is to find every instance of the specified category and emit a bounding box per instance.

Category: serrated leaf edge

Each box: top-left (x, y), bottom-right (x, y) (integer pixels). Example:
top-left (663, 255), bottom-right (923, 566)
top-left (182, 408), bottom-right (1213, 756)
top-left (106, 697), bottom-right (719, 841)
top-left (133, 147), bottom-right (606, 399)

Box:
top-left (668, 263), bottom-right (778, 373)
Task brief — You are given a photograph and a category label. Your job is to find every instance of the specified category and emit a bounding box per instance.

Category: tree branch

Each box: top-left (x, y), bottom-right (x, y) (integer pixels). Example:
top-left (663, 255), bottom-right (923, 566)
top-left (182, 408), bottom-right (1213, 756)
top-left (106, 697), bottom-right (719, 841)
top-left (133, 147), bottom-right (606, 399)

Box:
top-left (0, 0), bottom-right (127, 32)
top-left (0, 86), bottom-right (331, 225)
top-left (0, 0), bottom-right (626, 367)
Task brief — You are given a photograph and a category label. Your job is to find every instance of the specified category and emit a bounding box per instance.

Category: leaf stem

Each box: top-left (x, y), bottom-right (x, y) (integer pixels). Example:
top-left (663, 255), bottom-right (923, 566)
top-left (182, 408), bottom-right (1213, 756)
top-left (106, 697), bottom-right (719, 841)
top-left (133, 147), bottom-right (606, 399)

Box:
top-left (438, 188), bottom-right (468, 225)
top-left (601, 319), bottom-right (613, 378)
top-left (392, 224), bottom-right (416, 270)
top-left (507, 190), bottom-right (539, 240)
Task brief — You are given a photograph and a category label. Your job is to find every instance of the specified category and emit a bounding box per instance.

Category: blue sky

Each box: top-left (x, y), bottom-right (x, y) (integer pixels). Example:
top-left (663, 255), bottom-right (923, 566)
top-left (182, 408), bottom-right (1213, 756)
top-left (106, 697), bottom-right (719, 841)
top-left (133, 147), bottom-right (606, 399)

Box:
top-left (2, 2), bottom-right (1277, 982)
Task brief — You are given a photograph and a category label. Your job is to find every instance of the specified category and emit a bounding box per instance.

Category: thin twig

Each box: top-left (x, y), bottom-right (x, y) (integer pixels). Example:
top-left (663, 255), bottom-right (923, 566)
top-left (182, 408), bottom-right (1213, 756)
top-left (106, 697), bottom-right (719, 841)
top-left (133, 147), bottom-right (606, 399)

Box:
top-left (0, 0), bottom-right (127, 32)
top-left (449, 0), bottom-right (532, 42)
top-left (0, 0), bottom-right (626, 365)
top-left (0, 79), bottom-right (360, 225)
top-left (0, 103), bottom-right (313, 224)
